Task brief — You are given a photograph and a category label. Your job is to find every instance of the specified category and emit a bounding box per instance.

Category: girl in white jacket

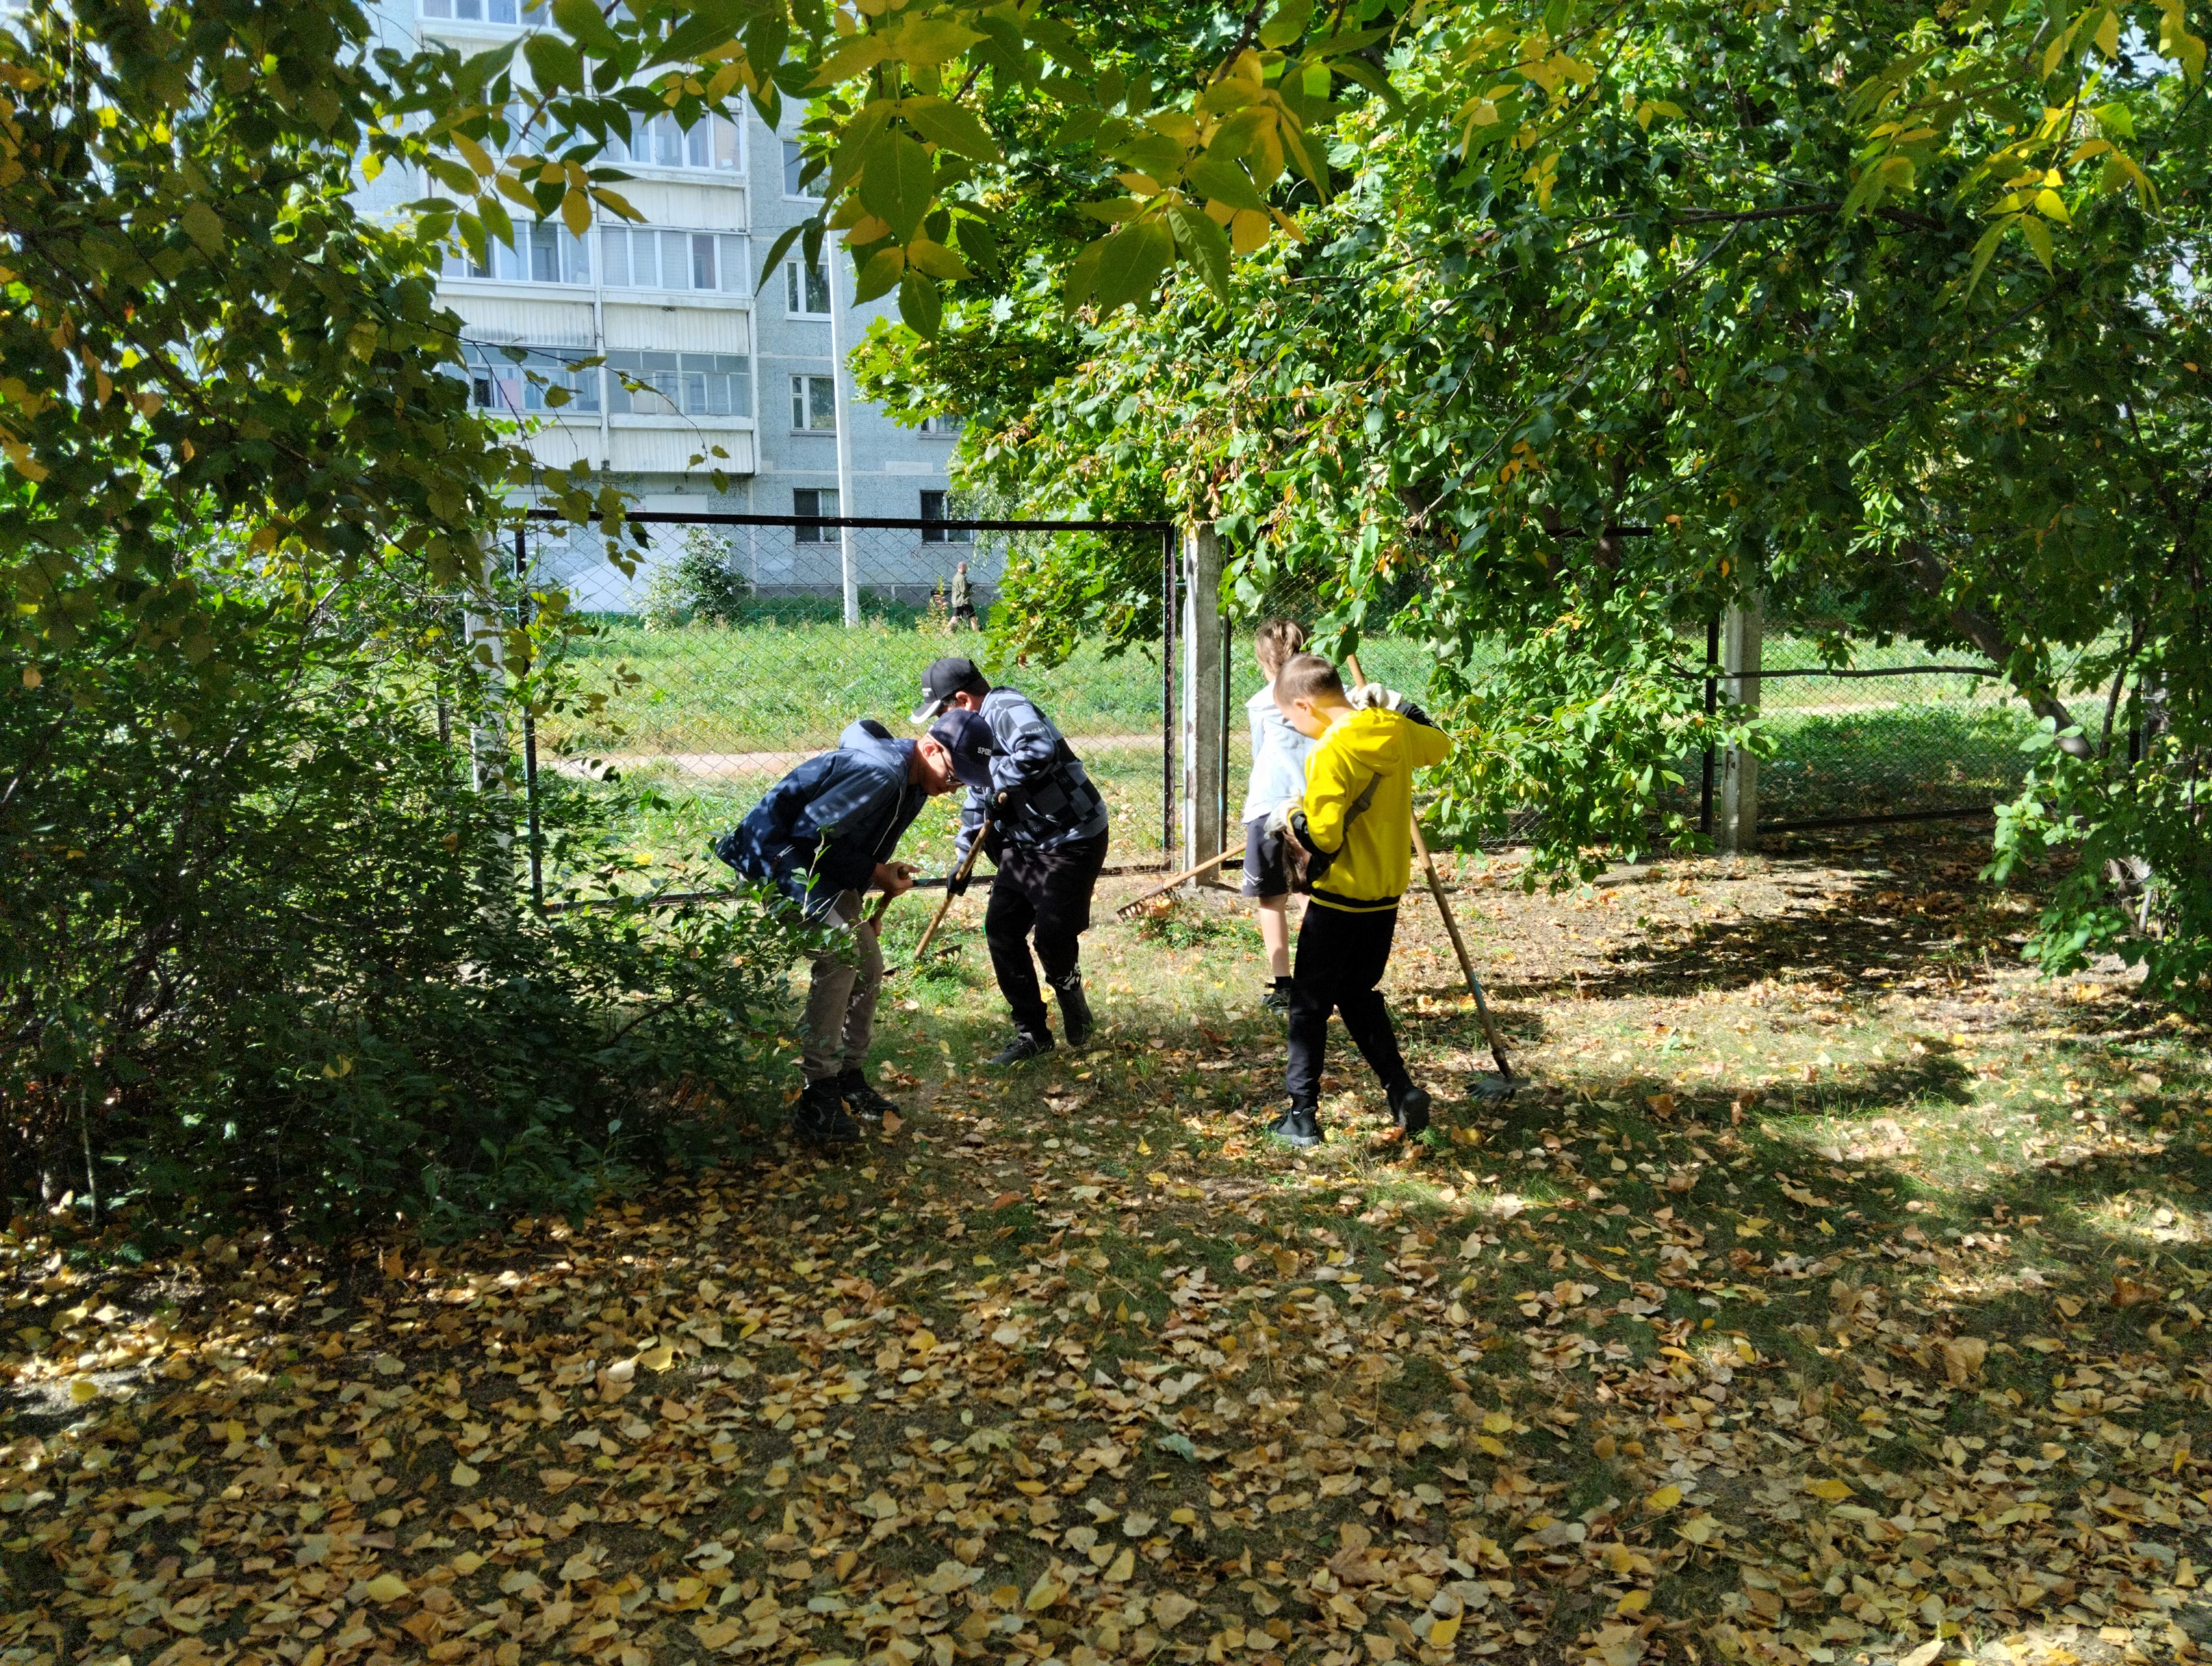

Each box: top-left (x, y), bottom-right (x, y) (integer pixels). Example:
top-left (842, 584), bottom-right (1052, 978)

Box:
top-left (1240, 620), bottom-right (1321, 1013)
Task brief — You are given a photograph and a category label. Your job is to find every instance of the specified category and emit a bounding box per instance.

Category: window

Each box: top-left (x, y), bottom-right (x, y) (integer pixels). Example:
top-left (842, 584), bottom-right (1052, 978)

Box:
top-left (442, 221), bottom-right (590, 285)
top-left (608, 113), bottom-right (740, 172)
top-left (782, 140), bottom-right (820, 199)
top-left (459, 343), bottom-right (601, 415)
top-left (598, 228), bottom-right (749, 294)
top-left (420, 0), bottom-right (546, 22)
top-left (784, 258), bottom-right (830, 317)
top-left (790, 374), bottom-right (836, 431)
top-left (793, 487), bottom-right (839, 543)
top-left (918, 413), bottom-right (964, 436)
top-left (606, 351), bottom-right (752, 419)
top-left (920, 490), bottom-right (972, 544)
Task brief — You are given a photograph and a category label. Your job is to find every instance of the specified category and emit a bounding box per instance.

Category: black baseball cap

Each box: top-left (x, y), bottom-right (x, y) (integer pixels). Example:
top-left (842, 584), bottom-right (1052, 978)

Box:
top-left (910, 656), bottom-right (989, 723)
top-left (928, 708), bottom-right (996, 792)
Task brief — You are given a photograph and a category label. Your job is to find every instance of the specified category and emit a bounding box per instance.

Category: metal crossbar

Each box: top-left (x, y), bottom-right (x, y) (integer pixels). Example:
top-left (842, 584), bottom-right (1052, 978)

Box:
top-left (510, 512), bottom-right (1177, 906)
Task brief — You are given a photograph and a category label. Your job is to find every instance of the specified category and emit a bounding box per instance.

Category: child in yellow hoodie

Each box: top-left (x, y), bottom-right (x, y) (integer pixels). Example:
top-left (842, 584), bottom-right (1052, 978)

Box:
top-left (1264, 653), bottom-right (1452, 1148)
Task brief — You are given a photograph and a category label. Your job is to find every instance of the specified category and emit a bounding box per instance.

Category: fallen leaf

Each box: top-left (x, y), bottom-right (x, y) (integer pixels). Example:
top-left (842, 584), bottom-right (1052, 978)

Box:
top-left (1938, 1336), bottom-right (1988, 1386)
top-left (1643, 1484), bottom-right (1682, 1513)
top-left (448, 1462), bottom-right (480, 1487)
top-left (364, 1573), bottom-right (410, 1603)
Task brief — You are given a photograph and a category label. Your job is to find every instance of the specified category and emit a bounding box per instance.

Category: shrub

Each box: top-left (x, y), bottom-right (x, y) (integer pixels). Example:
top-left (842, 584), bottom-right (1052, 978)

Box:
top-left (2, 558), bottom-right (802, 1241)
top-left (641, 528), bottom-right (756, 630)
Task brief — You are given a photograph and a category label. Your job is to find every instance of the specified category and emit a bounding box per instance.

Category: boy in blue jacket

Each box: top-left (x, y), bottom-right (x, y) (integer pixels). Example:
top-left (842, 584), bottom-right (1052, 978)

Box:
top-left (717, 719), bottom-right (959, 1146)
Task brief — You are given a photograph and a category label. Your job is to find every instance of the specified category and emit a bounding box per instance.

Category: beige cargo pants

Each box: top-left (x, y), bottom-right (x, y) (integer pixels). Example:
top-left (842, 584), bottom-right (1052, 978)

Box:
top-left (801, 889), bottom-right (882, 1084)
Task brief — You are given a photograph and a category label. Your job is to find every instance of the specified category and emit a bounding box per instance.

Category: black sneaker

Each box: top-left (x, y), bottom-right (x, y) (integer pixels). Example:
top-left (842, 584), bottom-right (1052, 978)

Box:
top-left (1268, 1103), bottom-right (1321, 1149)
top-left (988, 1029), bottom-right (1054, 1067)
top-left (1388, 1081), bottom-right (1432, 1139)
top-left (790, 1079), bottom-right (861, 1148)
top-left (836, 1069), bottom-right (899, 1120)
top-left (1260, 980), bottom-right (1293, 1015)
top-left (1051, 975), bottom-right (1093, 1047)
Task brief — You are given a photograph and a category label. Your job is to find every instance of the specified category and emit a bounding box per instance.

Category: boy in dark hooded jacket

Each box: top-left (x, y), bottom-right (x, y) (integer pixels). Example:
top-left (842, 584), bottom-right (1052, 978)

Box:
top-left (717, 719), bottom-right (959, 1145)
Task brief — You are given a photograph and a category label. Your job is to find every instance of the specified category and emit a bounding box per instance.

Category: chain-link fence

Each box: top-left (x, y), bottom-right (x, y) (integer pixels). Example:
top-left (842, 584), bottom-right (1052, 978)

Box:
top-left (517, 514), bottom-right (1174, 899)
top-left (1211, 568), bottom-right (2095, 848)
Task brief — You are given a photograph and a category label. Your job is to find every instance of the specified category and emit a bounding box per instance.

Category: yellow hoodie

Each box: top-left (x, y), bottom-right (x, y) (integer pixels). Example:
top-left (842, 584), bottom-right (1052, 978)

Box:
top-left (1300, 707), bottom-right (1452, 911)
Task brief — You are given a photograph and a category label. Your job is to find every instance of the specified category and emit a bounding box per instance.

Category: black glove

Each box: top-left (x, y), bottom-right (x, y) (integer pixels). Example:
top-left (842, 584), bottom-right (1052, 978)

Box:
top-left (1400, 701), bottom-right (1436, 729)
top-left (944, 866), bottom-right (972, 899)
top-left (1283, 809), bottom-right (1336, 894)
top-left (993, 783), bottom-right (1031, 822)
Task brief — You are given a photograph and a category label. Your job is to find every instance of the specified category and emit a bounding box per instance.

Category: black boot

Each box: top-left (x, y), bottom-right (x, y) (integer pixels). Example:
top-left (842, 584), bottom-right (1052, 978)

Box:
top-left (1268, 1101), bottom-right (1321, 1149)
top-left (790, 1079), bottom-right (861, 1148)
top-left (1051, 974), bottom-right (1093, 1047)
top-left (1260, 977), bottom-right (1293, 1015)
top-left (1388, 1080), bottom-right (1432, 1139)
top-left (836, 1068), bottom-right (899, 1121)
top-left (988, 1028), bottom-right (1054, 1067)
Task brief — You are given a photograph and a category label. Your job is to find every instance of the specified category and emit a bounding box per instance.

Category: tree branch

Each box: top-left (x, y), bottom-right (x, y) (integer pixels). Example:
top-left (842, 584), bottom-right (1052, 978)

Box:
top-left (1902, 541), bottom-right (2092, 759)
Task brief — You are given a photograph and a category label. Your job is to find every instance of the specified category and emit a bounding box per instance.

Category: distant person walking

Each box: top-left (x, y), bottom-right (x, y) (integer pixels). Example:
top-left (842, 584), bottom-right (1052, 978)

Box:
top-left (948, 560), bottom-right (980, 632)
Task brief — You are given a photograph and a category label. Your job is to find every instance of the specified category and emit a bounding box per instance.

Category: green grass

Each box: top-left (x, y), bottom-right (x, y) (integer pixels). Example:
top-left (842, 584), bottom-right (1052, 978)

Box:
top-left (541, 619), bottom-right (1167, 760)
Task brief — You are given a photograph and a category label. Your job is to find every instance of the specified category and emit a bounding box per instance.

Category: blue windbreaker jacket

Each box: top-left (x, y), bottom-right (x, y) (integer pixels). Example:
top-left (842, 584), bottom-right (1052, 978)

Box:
top-left (715, 720), bottom-right (927, 919)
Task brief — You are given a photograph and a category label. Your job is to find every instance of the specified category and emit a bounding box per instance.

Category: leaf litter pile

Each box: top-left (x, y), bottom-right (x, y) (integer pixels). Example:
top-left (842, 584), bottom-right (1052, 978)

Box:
top-left (6, 829), bottom-right (2212, 1666)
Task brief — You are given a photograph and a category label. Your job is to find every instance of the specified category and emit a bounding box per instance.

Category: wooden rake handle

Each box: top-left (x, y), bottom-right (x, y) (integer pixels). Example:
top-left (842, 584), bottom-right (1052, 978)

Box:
top-left (896, 817), bottom-right (992, 973)
top-left (1344, 652), bottom-right (1514, 1081)
top-left (1115, 846), bottom-right (1236, 919)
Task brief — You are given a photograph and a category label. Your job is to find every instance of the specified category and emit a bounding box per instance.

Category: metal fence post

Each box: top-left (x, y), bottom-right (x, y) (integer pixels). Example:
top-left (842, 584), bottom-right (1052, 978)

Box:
top-left (1700, 614), bottom-right (1719, 838)
top-left (1161, 527), bottom-right (1176, 864)
top-left (515, 525), bottom-right (544, 910)
top-left (1180, 522), bottom-right (1224, 882)
top-left (1719, 592), bottom-right (1762, 854)
top-left (462, 530), bottom-right (516, 902)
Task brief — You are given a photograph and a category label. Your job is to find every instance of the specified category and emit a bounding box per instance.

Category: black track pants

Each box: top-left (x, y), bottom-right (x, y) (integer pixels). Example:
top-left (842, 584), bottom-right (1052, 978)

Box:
top-left (985, 831), bottom-right (1109, 1036)
top-left (1285, 902), bottom-right (1409, 1107)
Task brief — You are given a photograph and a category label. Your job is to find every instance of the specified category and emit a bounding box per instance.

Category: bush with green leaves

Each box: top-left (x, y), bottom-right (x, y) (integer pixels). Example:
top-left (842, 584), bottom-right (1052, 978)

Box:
top-left (1, 543), bottom-right (805, 1239)
top-left (641, 529), bottom-right (756, 630)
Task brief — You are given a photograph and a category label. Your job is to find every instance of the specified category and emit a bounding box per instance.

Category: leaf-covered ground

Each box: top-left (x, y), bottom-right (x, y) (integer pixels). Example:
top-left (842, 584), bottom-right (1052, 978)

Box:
top-left (6, 829), bottom-right (2211, 1666)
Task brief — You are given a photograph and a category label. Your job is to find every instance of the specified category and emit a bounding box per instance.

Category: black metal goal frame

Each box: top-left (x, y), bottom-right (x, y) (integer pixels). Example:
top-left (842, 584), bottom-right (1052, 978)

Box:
top-left (512, 509), bottom-right (1179, 909)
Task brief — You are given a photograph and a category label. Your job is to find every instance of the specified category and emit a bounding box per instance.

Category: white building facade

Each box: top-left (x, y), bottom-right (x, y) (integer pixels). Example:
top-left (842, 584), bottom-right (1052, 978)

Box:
top-left (361, 0), bottom-right (982, 610)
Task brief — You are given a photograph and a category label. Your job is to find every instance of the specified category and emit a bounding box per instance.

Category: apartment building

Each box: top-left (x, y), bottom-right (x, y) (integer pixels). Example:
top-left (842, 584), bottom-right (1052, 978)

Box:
top-left (359, 0), bottom-right (984, 610)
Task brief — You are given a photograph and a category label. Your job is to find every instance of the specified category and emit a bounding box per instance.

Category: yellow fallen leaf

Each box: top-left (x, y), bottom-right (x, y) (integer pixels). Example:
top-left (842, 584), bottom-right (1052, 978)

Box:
top-left (1024, 1572), bottom-right (1064, 1611)
top-left (1137, 1138), bottom-right (1151, 1154)
top-left (560, 1553), bottom-right (596, 1582)
top-left (450, 1553), bottom-right (485, 1577)
top-left (364, 1573), bottom-right (411, 1603)
top-left (1104, 1547), bottom-right (1135, 1582)
top-left (1939, 1336), bottom-right (1988, 1386)
top-left (639, 1341), bottom-right (676, 1371)
top-left (1482, 1410), bottom-right (1514, 1434)
top-left (1428, 1614), bottom-right (1461, 1645)
top-left (449, 1462), bottom-right (480, 1488)
top-left (909, 1330), bottom-right (938, 1354)
top-left (68, 1377), bottom-right (99, 1405)
top-left (1152, 1591), bottom-right (1197, 1628)
top-left (1805, 1477), bottom-right (1853, 1501)
top-left (1475, 1436), bottom-right (1507, 1457)
top-left (1614, 1588), bottom-right (1650, 1616)
top-left (1676, 1515), bottom-right (1720, 1545)
top-left (881, 1109), bottom-right (903, 1135)
top-left (1643, 1485), bottom-right (1681, 1513)
top-left (1897, 1641), bottom-right (1945, 1666)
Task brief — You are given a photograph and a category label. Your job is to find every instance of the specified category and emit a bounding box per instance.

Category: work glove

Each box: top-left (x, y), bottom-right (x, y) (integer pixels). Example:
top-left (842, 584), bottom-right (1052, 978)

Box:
top-left (993, 783), bottom-right (1032, 822)
top-left (1281, 808), bottom-right (1335, 894)
top-left (1347, 682), bottom-right (1436, 728)
top-left (1263, 797), bottom-right (1301, 838)
top-left (944, 870), bottom-right (970, 899)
